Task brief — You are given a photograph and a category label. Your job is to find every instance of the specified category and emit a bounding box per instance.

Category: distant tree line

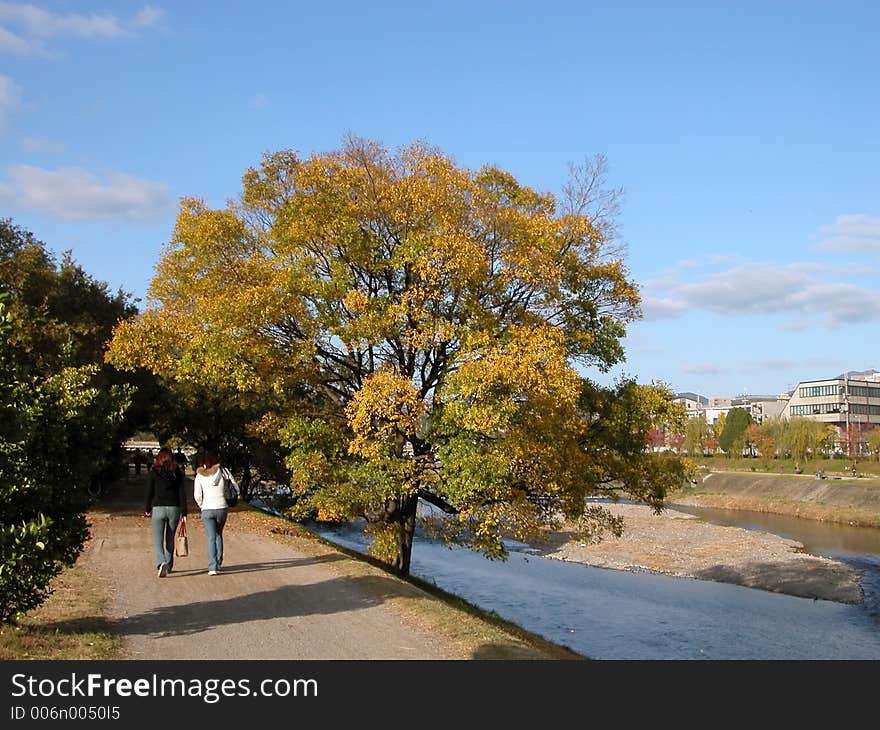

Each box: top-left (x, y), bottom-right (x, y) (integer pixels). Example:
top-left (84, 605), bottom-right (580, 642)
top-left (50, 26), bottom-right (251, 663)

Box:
top-left (673, 405), bottom-right (874, 464)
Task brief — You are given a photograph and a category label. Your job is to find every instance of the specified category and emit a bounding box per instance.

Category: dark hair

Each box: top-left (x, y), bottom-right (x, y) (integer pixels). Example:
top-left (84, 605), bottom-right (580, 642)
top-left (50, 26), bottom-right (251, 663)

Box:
top-left (201, 449), bottom-right (221, 468)
top-left (153, 447), bottom-right (175, 473)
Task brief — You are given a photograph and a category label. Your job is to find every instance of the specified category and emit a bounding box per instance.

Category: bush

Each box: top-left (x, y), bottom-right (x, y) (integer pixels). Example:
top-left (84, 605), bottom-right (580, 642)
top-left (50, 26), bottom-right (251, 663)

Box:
top-left (0, 296), bottom-right (129, 623)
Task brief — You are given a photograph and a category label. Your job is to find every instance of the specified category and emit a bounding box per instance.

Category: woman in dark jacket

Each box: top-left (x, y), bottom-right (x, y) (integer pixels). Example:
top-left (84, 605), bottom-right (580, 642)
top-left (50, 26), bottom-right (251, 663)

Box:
top-left (144, 447), bottom-right (187, 577)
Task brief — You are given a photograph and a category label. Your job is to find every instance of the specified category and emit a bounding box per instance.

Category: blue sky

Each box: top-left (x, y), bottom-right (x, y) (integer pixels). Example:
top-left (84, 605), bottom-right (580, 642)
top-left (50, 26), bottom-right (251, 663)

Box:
top-left (1, 1), bottom-right (878, 398)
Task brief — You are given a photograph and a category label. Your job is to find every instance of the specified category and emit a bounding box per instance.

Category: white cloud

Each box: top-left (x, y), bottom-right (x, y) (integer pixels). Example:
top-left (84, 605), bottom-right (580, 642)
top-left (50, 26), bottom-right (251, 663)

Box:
top-left (682, 364), bottom-right (725, 376)
top-left (0, 3), bottom-right (162, 54)
top-left (0, 73), bottom-right (19, 127)
top-left (677, 265), bottom-right (808, 314)
top-left (708, 254), bottom-right (740, 266)
top-left (643, 262), bottom-right (880, 326)
top-left (0, 23), bottom-right (46, 55)
top-left (132, 6), bottom-right (163, 29)
top-left (0, 2), bottom-right (127, 38)
top-left (780, 320), bottom-right (808, 332)
top-left (19, 135), bottom-right (65, 153)
top-left (640, 295), bottom-right (687, 320)
top-left (676, 259), bottom-right (700, 269)
top-left (787, 281), bottom-right (880, 321)
top-left (752, 359), bottom-right (794, 370)
top-left (0, 164), bottom-right (170, 222)
top-left (818, 214), bottom-right (880, 253)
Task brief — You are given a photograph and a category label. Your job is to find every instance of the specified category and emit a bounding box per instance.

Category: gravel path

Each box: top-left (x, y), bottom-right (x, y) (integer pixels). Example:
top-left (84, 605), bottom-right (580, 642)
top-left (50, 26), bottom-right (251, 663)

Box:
top-left (84, 479), bottom-right (457, 659)
top-left (538, 503), bottom-right (864, 604)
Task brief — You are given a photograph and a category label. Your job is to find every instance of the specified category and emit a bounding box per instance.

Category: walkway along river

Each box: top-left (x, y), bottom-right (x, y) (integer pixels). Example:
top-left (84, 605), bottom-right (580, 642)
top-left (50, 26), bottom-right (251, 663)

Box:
top-left (304, 506), bottom-right (880, 660)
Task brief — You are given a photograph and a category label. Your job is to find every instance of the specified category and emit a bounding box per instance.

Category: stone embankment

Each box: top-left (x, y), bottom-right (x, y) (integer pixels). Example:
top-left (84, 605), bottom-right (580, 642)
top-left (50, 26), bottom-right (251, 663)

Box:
top-left (674, 470), bottom-right (880, 527)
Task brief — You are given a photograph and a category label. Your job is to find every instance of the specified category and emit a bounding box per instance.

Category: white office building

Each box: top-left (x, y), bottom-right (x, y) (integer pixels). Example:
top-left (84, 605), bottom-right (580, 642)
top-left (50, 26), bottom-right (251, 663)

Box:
top-left (783, 372), bottom-right (880, 431)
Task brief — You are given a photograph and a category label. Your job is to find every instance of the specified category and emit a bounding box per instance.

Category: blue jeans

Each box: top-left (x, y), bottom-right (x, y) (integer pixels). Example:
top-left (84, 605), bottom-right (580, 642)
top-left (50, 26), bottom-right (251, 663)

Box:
top-left (151, 506), bottom-right (182, 571)
top-left (201, 509), bottom-right (228, 572)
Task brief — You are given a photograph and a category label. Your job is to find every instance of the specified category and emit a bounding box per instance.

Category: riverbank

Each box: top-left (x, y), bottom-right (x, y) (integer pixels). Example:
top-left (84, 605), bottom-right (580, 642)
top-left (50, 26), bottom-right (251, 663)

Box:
top-left (534, 470), bottom-right (880, 604)
top-left (539, 502), bottom-right (864, 604)
top-left (672, 470), bottom-right (880, 528)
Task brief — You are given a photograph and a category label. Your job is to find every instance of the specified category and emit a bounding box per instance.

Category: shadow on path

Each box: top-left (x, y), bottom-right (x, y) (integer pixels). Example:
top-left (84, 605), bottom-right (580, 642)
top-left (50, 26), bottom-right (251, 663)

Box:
top-left (166, 555), bottom-right (345, 578)
top-left (112, 575), bottom-right (415, 638)
top-left (85, 474), bottom-right (470, 658)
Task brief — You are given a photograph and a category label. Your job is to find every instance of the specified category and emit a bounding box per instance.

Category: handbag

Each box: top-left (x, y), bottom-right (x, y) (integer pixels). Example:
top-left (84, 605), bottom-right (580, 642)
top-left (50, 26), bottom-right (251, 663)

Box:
top-left (175, 518), bottom-right (189, 557)
top-left (222, 468), bottom-right (239, 508)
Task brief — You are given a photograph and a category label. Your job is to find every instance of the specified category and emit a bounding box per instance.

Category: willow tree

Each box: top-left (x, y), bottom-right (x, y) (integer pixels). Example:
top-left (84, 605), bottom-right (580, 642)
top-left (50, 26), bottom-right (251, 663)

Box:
top-left (107, 138), bottom-right (686, 576)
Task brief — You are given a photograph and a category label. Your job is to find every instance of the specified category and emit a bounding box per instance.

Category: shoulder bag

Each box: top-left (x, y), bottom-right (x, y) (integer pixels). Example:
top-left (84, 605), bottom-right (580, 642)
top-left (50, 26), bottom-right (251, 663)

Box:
top-left (175, 517), bottom-right (189, 557)
top-left (222, 468), bottom-right (239, 508)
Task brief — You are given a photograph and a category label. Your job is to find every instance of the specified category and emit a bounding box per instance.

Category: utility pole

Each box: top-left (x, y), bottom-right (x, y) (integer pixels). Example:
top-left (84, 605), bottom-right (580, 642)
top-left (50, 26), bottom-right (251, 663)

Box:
top-left (845, 373), bottom-right (851, 458)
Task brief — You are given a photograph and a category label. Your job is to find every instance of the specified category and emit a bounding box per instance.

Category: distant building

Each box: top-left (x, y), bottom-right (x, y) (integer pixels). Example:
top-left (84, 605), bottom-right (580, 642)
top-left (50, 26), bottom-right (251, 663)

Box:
top-left (675, 391), bottom-right (785, 426)
top-left (673, 392), bottom-right (708, 418)
top-left (731, 395), bottom-right (789, 424)
top-left (703, 407), bottom-right (727, 425)
top-left (783, 371), bottom-right (880, 432)
top-left (676, 369), bottom-right (879, 437)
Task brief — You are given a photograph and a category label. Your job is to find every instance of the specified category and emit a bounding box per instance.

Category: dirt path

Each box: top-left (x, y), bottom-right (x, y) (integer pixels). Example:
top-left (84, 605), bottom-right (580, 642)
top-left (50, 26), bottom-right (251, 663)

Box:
top-left (85, 476), bottom-right (566, 660)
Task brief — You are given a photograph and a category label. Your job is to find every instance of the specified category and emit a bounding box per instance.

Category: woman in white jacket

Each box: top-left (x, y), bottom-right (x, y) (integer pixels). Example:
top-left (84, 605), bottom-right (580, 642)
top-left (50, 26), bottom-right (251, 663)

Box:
top-left (193, 449), bottom-right (236, 575)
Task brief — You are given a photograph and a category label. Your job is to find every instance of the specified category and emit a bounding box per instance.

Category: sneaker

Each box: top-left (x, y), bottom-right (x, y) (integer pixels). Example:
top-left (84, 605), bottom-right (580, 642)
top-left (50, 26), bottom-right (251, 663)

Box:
top-left (208, 570), bottom-right (218, 576)
top-left (157, 562), bottom-right (168, 578)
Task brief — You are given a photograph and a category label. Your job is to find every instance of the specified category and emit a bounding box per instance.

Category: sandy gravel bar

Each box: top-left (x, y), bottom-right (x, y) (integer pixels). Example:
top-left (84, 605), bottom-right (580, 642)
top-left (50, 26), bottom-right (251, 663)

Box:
top-left (538, 503), bottom-right (863, 604)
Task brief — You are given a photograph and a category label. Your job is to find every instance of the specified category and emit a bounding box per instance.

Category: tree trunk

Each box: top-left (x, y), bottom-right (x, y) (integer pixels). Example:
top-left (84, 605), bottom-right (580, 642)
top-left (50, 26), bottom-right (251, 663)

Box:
top-left (386, 494), bottom-right (418, 577)
top-left (239, 455), bottom-right (252, 501)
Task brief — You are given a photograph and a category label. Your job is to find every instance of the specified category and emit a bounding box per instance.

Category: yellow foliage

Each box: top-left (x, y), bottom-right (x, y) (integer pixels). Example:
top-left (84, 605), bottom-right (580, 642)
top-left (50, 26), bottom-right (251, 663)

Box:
top-left (103, 137), bottom-right (663, 571)
top-left (449, 323), bottom-right (582, 435)
top-left (315, 506), bottom-right (347, 522)
top-left (346, 371), bottom-right (425, 457)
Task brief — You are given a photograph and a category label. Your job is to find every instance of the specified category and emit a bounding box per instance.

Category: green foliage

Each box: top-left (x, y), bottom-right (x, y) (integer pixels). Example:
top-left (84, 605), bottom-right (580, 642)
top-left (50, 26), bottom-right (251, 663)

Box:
top-left (781, 417), bottom-right (829, 464)
top-left (866, 429), bottom-right (880, 461)
top-left (684, 415), bottom-right (709, 457)
top-left (139, 375), bottom-right (280, 492)
top-left (0, 222), bottom-right (135, 623)
top-left (718, 407), bottom-right (753, 456)
top-left (0, 219), bottom-right (135, 373)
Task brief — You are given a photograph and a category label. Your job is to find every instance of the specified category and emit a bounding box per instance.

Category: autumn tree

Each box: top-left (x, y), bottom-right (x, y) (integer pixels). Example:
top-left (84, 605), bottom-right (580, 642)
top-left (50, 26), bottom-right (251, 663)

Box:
top-left (748, 422), bottom-right (776, 466)
top-left (107, 138), bottom-right (687, 576)
top-left (646, 427), bottom-right (665, 451)
top-left (703, 431), bottom-right (719, 455)
top-left (667, 430), bottom-right (685, 454)
top-left (712, 411), bottom-right (726, 440)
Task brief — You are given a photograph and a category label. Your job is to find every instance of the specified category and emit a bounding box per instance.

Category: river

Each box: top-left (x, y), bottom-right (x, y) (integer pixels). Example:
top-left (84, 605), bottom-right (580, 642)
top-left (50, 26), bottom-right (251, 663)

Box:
top-left (304, 504), bottom-right (880, 660)
top-left (667, 501), bottom-right (880, 627)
